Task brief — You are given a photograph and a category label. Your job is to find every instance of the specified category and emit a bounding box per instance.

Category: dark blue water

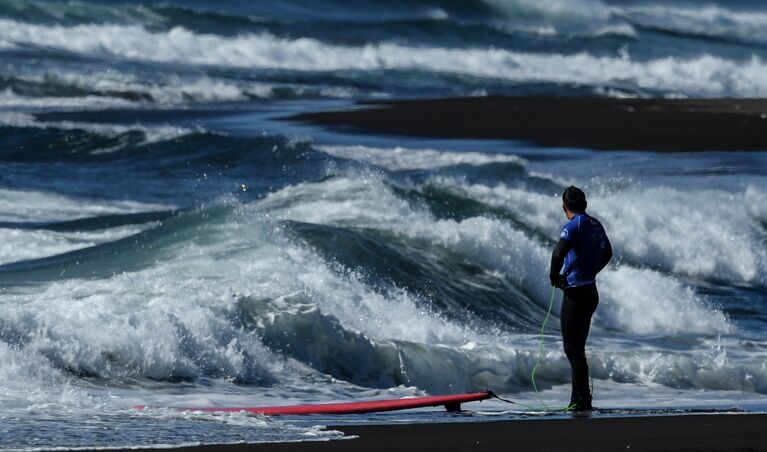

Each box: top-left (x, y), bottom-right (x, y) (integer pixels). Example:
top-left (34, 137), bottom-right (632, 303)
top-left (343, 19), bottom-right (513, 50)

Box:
top-left (1, 0), bottom-right (766, 449)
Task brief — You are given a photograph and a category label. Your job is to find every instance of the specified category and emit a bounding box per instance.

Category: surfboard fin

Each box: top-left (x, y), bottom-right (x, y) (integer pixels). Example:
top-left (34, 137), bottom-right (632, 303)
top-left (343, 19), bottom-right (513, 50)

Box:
top-left (444, 403), bottom-right (461, 413)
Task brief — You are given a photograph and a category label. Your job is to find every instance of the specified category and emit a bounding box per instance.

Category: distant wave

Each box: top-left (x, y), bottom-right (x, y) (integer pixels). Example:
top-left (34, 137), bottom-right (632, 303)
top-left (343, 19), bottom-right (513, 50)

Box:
top-left (0, 0), bottom-right (641, 39)
top-left (1, 18), bottom-right (766, 97)
top-left (316, 144), bottom-right (527, 171)
top-left (3, 0), bottom-right (763, 46)
top-left (618, 4), bottom-right (767, 47)
top-left (0, 0), bottom-right (604, 29)
top-left (0, 72), bottom-right (358, 108)
top-left (3, 0), bottom-right (767, 101)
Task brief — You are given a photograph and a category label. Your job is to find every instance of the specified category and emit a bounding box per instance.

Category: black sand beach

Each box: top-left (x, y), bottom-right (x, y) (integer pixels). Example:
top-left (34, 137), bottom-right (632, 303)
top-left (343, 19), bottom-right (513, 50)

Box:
top-left (90, 413), bottom-right (767, 452)
top-left (286, 96), bottom-right (767, 151)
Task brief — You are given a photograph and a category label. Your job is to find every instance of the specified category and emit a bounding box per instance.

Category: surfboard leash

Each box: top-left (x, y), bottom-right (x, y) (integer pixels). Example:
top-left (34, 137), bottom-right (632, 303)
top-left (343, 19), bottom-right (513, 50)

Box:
top-left (489, 287), bottom-right (581, 413)
top-left (530, 287), bottom-right (558, 410)
top-left (486, 390), bottom-right (516, 405)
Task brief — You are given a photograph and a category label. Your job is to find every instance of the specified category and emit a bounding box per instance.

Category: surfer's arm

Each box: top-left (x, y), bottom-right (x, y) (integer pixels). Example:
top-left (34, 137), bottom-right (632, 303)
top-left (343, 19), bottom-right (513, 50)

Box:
top-left (596, 236), bottom-right (612, 274)
top-left (550, 238), bottom-right (571, 287)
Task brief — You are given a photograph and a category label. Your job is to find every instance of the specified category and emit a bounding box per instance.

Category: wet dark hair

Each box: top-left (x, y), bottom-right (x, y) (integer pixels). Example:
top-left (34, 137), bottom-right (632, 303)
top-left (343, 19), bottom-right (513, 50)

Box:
top-left (562, 186), bottom-right (587, 212)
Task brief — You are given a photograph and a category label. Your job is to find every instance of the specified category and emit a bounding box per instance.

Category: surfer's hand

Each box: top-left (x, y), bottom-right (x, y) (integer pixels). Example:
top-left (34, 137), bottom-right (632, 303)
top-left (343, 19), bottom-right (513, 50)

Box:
top-left (550, 275), bottom-right (567, 288)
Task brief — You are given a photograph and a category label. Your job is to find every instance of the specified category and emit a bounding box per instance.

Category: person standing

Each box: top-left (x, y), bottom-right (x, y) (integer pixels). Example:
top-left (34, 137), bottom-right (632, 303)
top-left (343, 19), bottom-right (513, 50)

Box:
top-left (550, 186), bottom-right (612, 411)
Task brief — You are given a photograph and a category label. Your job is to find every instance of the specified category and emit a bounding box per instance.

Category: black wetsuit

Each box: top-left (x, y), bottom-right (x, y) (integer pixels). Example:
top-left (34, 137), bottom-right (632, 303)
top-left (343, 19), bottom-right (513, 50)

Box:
top-left (550, 213), bottom-right (612, 410)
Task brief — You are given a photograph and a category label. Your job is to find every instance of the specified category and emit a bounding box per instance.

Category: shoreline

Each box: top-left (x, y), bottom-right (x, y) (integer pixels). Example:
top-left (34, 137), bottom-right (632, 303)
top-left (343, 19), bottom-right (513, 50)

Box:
top-left (81, 413), bottom-right (767, 452)
top-left (284, 96), bottom-right (767, 151)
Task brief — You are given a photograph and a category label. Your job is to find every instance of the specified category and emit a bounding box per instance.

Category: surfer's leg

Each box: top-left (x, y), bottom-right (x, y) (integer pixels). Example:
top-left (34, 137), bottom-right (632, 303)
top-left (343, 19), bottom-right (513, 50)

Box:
top-left (561, 284), bottom-right (599, 409)
top-left (560, 290), bottom-right (580, 405)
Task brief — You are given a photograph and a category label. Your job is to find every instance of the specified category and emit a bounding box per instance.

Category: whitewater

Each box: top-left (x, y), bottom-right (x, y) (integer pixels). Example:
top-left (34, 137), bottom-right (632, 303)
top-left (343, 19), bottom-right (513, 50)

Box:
top-left (1, 0), bottom-right (767, 448)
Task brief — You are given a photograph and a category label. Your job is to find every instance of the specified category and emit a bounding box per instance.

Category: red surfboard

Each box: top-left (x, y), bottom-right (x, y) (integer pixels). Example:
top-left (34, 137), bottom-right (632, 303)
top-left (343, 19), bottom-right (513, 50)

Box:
top-left (135, 391), bottom-right (492, 415)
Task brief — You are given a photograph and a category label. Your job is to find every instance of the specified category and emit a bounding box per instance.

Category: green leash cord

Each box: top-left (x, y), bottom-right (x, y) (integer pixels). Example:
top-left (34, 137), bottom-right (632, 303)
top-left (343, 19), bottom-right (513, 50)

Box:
top-left (527, 287), bottom-right (576, 412)
top-left (530, 287), bottom-right (558, 411)
top-left (491, 287), bottom-right (592, 413)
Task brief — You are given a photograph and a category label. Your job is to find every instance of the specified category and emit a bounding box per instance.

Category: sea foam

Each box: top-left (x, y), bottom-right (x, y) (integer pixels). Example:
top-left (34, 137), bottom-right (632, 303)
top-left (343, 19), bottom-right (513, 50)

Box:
top-left (316, 144), bottom-right (526, 171)
top-left (258, 175), bottom-right (730, 336)
top-left (457, 181), bottom-right (767, 285)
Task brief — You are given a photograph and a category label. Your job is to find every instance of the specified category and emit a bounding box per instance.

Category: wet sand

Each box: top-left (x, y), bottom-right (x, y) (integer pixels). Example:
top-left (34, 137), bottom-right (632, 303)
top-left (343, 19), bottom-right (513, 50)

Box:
top-left (86, 413), bottom-right (767, 451)
top-left (285, 96), bottom-right (767, 151)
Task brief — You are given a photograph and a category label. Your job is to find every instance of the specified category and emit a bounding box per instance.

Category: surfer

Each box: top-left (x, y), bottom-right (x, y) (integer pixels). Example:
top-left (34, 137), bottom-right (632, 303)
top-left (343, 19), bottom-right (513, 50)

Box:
top-left (549, 186), bottom-right (612, 411)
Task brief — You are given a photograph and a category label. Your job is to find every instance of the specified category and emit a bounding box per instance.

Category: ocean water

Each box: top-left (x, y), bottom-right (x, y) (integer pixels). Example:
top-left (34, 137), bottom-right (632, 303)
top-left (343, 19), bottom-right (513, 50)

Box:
top-left (1, 0), bottom-right (767, 449)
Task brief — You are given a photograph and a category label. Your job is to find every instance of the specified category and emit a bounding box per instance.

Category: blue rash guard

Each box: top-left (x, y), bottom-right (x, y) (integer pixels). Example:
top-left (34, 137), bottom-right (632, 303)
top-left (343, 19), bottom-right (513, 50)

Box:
top-left (557, 213), bottom-right (611, 288)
